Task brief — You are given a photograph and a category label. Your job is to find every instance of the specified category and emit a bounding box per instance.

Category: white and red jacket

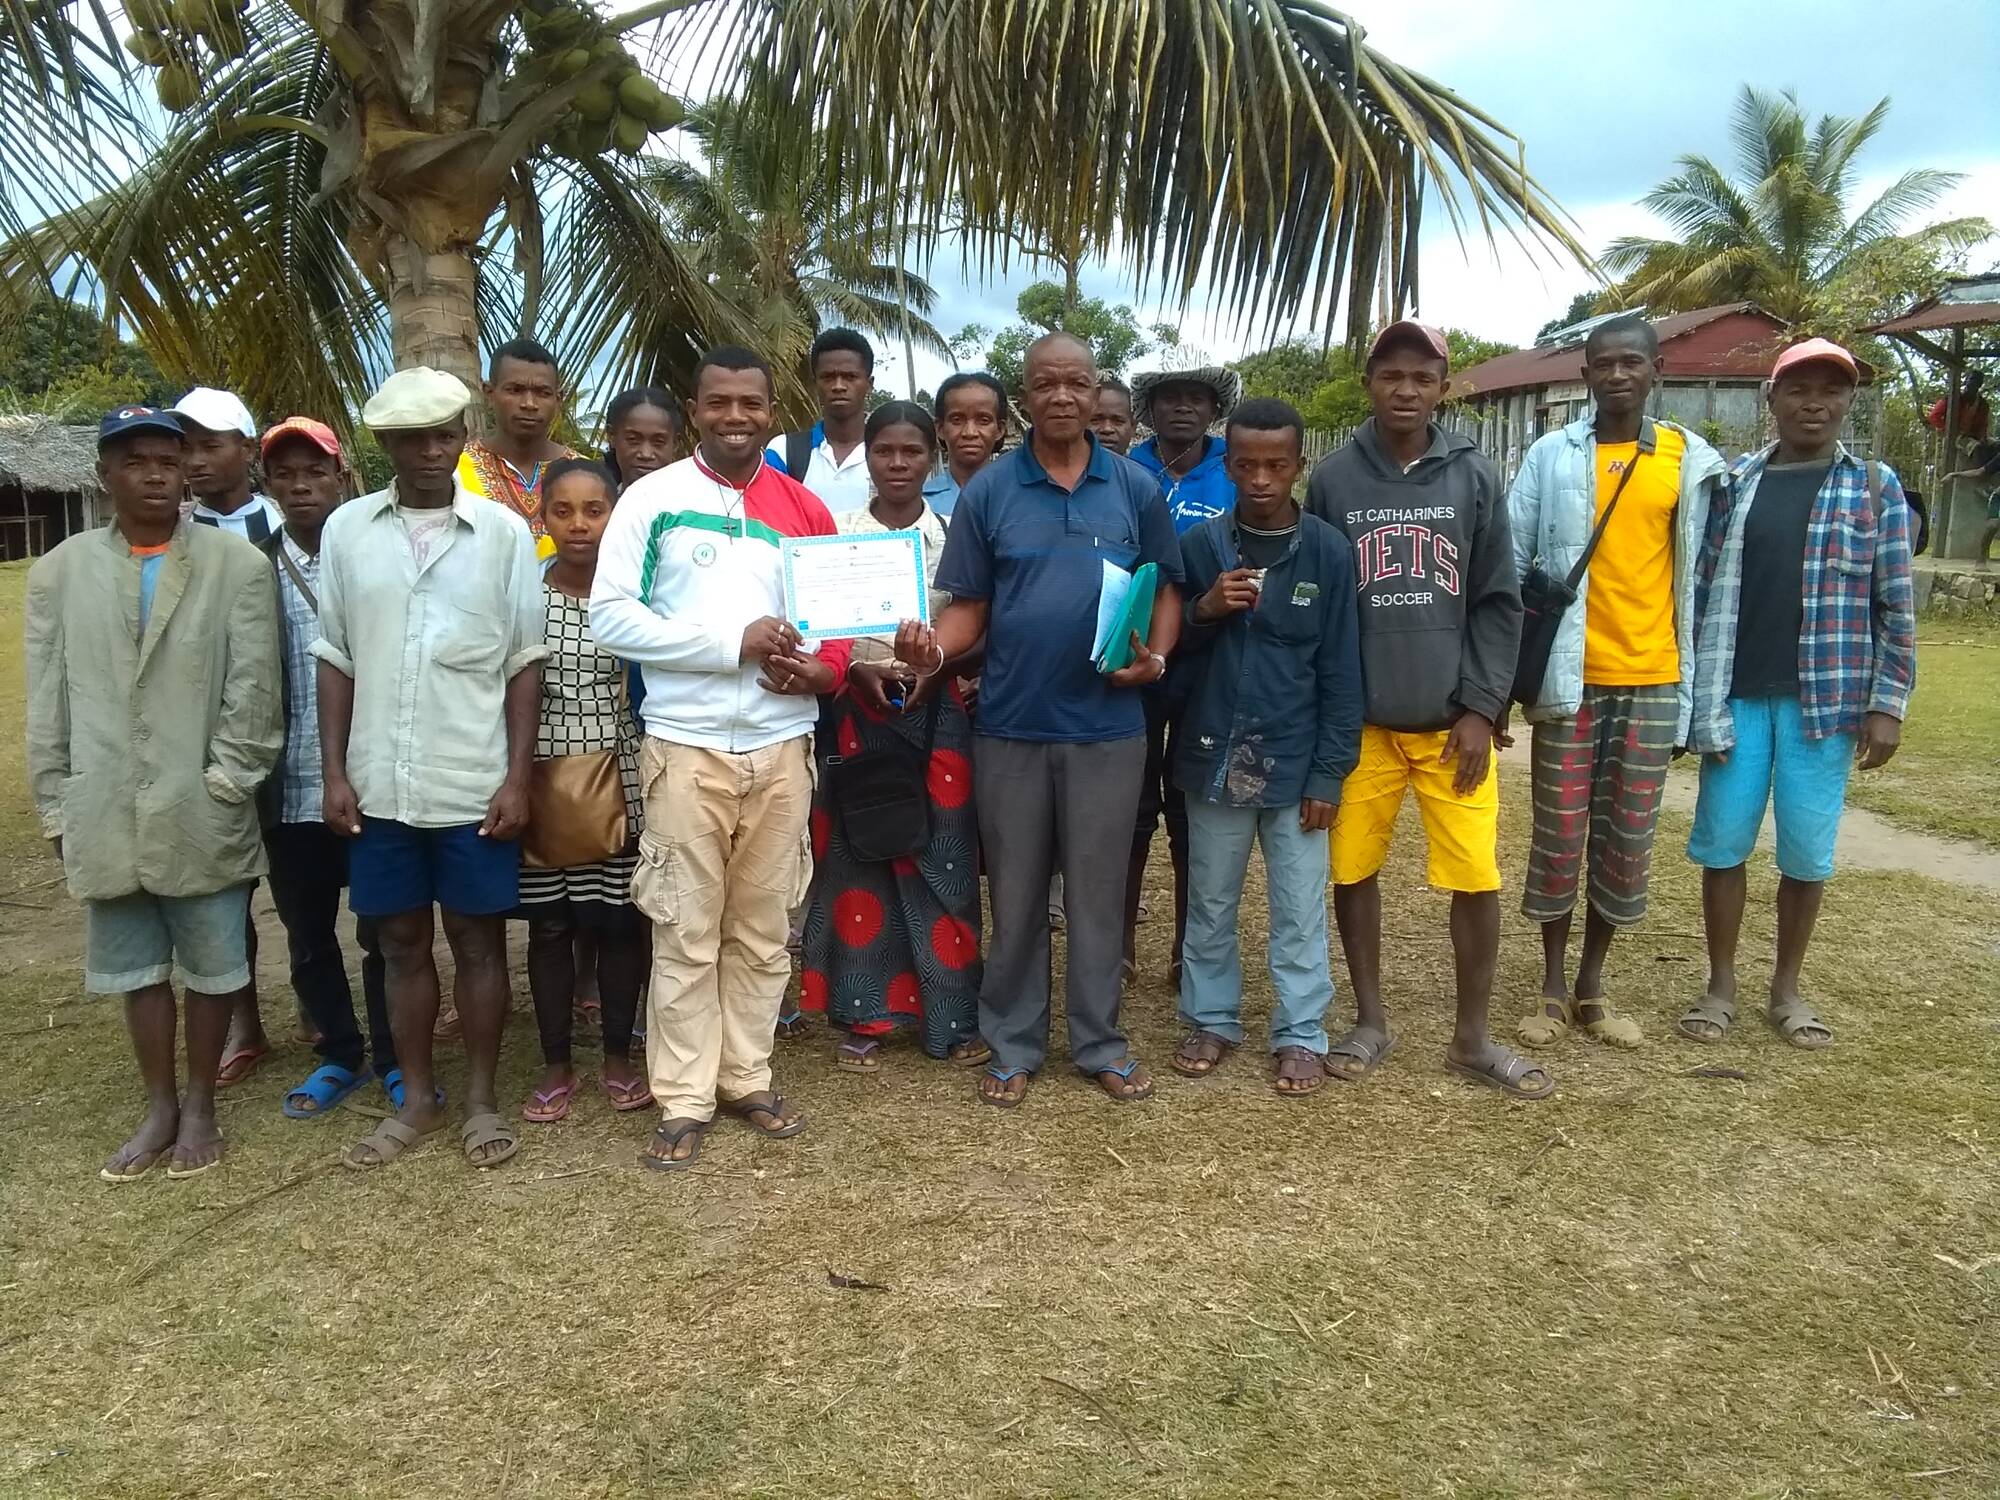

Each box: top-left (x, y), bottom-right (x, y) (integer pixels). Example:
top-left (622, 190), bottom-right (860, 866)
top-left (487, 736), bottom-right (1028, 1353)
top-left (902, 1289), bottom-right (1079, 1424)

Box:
top-left (591, 451), bottom-right (851, 753)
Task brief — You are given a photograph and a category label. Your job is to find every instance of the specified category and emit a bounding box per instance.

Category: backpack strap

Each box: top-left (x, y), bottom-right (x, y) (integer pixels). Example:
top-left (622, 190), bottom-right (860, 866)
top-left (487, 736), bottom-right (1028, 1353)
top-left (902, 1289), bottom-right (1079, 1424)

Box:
top-left (784, 428), bottom-right (813, 480)
top-left (1865, 459), bottom-right (1884, 519)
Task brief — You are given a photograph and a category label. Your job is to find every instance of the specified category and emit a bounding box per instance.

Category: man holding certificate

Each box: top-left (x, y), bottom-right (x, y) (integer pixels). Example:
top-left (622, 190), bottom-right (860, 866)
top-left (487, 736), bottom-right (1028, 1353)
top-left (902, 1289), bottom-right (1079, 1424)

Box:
top-left (897, 331), bottom-right (1185, 1109)
top-left (589, 345), bottom-right (851, 1171)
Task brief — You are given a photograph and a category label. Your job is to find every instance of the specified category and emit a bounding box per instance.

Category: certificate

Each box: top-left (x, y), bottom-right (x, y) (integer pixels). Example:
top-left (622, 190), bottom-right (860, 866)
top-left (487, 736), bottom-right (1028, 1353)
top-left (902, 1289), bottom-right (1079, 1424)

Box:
top-left (781, 529), bottom-right (931, 641)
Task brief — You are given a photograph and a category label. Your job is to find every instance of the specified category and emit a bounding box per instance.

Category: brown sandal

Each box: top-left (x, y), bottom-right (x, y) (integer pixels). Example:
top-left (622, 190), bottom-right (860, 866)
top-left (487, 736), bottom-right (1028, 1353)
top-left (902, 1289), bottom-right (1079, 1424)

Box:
top-left (1171, 1030), bottom-right (1235, 1078)
top-left (1273, 1046), bottom-right (1325, 1097)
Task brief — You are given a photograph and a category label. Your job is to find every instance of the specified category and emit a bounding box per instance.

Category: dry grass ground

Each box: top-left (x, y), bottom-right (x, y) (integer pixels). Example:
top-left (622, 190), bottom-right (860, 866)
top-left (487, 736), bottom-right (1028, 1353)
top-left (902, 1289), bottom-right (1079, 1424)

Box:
top-left (1844, 616), bottom-right (2000, 849)
top-left (2, 558), bottom-right (1996, 1498)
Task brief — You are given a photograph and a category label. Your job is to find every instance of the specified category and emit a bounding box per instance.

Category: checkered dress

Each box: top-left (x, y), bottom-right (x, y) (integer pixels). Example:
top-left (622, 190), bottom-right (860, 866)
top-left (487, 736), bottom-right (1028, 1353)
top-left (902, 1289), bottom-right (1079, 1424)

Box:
top-left (516, 585), bottom-right (642, 909)
top-left (1686, 444), bottom-right (1917, 755)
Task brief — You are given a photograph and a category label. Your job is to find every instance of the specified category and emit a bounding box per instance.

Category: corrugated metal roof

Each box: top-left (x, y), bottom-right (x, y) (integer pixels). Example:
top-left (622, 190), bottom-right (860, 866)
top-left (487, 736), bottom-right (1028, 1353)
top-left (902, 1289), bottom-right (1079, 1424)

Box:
top-left (1865, 275), bottom-right (2000, 336)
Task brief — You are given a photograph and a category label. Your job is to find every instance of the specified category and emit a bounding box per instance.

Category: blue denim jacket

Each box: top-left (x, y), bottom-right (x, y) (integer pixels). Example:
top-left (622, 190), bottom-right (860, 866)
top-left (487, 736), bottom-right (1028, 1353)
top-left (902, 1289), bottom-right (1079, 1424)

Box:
top-left (1173, 511), bottom-right (1364, 807)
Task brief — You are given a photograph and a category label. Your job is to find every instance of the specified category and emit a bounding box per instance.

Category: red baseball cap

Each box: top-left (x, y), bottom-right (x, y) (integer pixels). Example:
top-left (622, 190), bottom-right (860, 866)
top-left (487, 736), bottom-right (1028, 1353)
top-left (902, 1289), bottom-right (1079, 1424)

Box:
top-left (1367, 319), bottom-right (1450, 365)
top-left (1770, 337), bottom-right (1859, 384)
top-left (260, 416), bottom-right (345, 468)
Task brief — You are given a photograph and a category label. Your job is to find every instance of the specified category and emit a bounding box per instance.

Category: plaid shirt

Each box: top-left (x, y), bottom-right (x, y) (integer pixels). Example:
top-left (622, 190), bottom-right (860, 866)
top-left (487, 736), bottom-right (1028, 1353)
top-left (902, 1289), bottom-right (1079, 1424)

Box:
top-left (272, 534), bottom-right (325, 823)
top-left (1686, 443), bottom-right (1915, 753)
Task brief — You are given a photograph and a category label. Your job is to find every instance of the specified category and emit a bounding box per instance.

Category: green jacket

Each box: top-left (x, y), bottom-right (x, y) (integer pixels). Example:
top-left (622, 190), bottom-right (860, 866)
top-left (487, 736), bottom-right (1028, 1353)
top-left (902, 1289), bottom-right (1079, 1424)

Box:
top-left (25, 518), bottom-right (282, 900)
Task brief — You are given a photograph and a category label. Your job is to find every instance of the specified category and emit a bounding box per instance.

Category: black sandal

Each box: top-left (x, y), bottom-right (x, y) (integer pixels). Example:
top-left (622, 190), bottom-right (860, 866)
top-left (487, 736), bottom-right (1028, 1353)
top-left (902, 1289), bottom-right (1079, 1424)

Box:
top-left (640, 1117), bottom-right (707, 1172)
top-left (717, 1090), bottom-right (806, 1138)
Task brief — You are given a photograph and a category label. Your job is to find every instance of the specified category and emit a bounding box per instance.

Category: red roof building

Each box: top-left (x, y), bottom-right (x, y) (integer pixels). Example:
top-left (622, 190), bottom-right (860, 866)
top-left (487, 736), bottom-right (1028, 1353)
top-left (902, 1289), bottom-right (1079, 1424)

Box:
top-left (1446, 302), bottom-right (1876, 477)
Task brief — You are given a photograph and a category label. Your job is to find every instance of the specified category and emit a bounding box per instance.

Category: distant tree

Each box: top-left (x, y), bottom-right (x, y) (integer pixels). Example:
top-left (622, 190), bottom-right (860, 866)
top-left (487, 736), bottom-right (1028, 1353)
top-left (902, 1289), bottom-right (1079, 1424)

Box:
top-left (1535, 290), bottom-right (1605, 342)
top-left (1445, 329), bottom-right (1517, 374)
top-left (965, 281), bottom-right (1179, 391)
top-left (1601, 87), bottom-right (1989, 336)
top-left (0, 295), bottom-right (169, 407)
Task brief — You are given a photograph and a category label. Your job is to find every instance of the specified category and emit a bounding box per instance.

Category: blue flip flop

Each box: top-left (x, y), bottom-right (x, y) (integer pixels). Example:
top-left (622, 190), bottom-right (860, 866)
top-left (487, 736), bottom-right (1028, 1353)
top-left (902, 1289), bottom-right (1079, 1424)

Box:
top-left (380, 1068), bottom-right (446, 1113)
top-left (283, 1062), bottom-right (371, 1119)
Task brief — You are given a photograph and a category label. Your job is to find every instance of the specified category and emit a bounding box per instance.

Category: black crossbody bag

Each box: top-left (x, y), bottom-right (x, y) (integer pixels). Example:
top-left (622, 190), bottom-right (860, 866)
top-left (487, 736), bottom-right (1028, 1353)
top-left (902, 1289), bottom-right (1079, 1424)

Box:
top-left (823, 694), bottom-right (942, 864)
top-left (1510, 421), bottom-right (1656, 708)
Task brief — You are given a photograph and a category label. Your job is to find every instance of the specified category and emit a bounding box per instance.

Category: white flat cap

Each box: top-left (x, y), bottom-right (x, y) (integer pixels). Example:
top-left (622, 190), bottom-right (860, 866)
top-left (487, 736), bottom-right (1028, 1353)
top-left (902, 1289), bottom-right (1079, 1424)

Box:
top-left (362, 366), bottom-right (473, 431)
top-left (173, 386), bottom-right (257, 437)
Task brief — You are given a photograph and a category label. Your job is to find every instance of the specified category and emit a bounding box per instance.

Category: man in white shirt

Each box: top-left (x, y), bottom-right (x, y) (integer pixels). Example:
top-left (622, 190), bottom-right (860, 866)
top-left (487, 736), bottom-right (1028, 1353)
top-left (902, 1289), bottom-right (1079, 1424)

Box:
top-left (766, 327), bottom-right (874, 515)
top-left (174, 387), bottom-right (284, 542)
top-left (592, 345), bottom-right (852, 1170)
top-left (171, 384), bottom-right (285, 1088)
top-left (312, 367), bottom-right (548, 1172)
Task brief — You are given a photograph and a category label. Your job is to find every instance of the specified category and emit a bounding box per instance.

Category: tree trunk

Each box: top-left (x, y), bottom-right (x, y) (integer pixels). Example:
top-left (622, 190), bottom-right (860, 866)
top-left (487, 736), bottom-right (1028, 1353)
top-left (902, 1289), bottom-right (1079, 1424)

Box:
top-left (383, 237), bottom-right (483, 394)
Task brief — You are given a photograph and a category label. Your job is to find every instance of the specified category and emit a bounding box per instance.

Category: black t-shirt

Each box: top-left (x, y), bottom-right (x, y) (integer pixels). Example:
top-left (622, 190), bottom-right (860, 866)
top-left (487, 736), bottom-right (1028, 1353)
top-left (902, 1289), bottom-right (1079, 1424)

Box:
top-left (1731, 461), bottom-right (1829, 699)
top-left (1237, 520), bottom-right (1297, 569)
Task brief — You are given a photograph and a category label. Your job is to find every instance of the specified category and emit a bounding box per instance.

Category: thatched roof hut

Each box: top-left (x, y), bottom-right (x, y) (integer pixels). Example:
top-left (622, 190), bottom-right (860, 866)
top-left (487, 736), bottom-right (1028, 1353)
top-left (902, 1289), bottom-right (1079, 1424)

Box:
top-left (0, 416), bottom-right (100, 560)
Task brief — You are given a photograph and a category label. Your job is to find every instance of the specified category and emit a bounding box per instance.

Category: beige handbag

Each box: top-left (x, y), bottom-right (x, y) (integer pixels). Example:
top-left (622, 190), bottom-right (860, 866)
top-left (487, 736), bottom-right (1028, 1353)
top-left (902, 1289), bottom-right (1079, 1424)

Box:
top-left (522, 749), bottom-right (628, 869)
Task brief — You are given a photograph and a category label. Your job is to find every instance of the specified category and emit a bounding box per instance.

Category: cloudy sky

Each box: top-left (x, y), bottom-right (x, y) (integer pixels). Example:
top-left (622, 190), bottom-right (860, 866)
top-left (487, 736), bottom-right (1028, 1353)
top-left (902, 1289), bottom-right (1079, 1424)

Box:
top-left (874, 0), bottom-right (2000, 395)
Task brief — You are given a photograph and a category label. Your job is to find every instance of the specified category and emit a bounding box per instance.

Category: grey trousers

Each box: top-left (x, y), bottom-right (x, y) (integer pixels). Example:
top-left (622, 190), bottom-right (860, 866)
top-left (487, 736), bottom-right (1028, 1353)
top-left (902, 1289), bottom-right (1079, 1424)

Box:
top-left (974, 734), bottom-right (1147, 1075)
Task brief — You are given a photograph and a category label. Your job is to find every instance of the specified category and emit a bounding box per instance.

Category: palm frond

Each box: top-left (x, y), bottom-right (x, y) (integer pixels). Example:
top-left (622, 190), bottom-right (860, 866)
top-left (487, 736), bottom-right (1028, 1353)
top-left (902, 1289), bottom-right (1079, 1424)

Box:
top-left (732, 0), bottom-right (1586, 347)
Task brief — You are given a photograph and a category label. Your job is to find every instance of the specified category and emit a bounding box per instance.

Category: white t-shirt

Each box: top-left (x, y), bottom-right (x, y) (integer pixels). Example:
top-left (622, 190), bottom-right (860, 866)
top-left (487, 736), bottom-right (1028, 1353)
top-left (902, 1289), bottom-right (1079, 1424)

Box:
top-left (190, 492), bottom-right (283, 541)
top-left (396, 504), bottom-right (452, 568)
top-left (766, 432), bottom-right (871, 515)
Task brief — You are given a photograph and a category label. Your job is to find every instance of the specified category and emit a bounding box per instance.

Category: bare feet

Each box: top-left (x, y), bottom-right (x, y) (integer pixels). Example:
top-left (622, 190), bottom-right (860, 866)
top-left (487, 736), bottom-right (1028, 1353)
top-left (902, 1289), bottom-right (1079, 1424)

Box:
top-left (102, 1101), bottom-right (179, 1182)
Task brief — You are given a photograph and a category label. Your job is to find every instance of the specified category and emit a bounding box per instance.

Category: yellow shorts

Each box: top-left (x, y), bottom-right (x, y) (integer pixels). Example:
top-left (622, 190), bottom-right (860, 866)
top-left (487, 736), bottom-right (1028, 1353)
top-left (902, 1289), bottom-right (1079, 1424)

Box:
top-left (1329, 725), bottom-right (1501, 893)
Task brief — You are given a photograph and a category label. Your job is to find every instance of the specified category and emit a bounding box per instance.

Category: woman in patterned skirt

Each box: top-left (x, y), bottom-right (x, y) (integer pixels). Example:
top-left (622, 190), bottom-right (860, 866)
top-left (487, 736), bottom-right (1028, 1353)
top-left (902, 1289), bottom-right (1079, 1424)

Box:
top-left (800, 404), bottom-right (989, 1072)
top-left (517, 459), bottom-right (654, 1120)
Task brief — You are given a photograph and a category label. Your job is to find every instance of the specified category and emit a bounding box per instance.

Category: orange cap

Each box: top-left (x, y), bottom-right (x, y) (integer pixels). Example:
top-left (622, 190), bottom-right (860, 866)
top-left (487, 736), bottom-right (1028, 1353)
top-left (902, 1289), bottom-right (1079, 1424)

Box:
top-left (260, 416), bottom-right (345, 467)
top-left (1770, 337), bottom-right (1859, 383)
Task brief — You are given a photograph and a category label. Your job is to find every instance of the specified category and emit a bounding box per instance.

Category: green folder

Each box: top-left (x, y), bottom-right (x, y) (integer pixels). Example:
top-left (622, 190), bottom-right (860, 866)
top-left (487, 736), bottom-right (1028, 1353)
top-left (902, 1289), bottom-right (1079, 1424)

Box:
top-left (1093, 561), bottom-right (1158, 674)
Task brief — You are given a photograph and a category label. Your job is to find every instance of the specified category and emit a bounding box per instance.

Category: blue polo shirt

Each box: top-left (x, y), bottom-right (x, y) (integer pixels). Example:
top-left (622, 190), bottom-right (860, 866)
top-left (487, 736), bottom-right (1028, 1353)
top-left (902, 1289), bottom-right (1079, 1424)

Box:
top-left (934, 432), bottom-right (1183, 742)
top-left (1132, 434), bottom-right (1234, 533)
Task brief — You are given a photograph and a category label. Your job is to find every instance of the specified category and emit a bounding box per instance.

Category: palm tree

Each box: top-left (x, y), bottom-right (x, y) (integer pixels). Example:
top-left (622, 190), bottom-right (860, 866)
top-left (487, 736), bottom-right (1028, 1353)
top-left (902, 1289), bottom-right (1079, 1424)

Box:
top-left (641, 99), bottom-right (950, 371)
top-left (0, 0), bottom-right (1587, 429)
top-left (1601, 87), bottom-right (1990, 331)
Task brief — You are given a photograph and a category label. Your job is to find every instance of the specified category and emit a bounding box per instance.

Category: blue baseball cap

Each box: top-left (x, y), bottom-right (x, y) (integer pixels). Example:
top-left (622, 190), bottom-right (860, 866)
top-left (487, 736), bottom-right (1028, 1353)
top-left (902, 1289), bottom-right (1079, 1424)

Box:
top-left (98, 405), bottom-right (186, 447)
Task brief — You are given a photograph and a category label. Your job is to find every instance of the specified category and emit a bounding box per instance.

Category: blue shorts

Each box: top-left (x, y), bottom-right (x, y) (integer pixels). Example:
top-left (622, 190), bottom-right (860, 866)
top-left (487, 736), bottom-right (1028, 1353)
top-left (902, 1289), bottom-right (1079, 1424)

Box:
top-left (1687, 696), bottom-right (1854, 882)
top-left (84, 884), bottom-right (253, 994)
top-left (348, 818), bottom-right (520, 918)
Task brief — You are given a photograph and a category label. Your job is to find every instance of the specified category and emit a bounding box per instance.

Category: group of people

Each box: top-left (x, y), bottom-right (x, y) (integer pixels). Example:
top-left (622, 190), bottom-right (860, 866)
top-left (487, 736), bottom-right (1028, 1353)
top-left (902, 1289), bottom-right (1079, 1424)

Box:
top-left (23, 313), bottom-right (1915, 1182)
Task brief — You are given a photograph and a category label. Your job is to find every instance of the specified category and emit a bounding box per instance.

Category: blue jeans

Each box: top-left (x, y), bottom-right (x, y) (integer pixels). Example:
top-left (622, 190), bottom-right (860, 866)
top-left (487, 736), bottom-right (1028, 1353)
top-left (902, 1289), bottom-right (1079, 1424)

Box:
top-left (1179, 798), bottom-right (1333, 1053)
top-left (1687, 695), bottom-right (1854, 882)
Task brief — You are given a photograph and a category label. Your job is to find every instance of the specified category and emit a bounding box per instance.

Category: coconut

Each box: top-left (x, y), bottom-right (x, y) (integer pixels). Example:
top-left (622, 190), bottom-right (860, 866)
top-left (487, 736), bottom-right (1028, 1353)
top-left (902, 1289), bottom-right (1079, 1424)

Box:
top-left (589, 36), bottom-right (624, 62)
top-left (156, 61), bottom-right (200, 112)
top-left (126, 0), bottom-right (175, 31)
top-left (552, 46), bottom-right (590, 79)
top-left (648, 92), bottom-right (683, 130)
top-left (616, 72), bottom-right (661, 117)
top-left (571, 81), bottom-right (615, 124)
top-left (123, 30), bottom-right (174, 66)
top-left (611, 111), bottom-right (648, 156)
top-left (175, 0), bottom-right (222, 37)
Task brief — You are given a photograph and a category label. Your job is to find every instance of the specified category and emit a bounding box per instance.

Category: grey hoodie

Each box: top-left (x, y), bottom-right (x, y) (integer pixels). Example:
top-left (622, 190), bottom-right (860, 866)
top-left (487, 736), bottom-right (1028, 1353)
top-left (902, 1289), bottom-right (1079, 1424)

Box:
top-left (1304, 420), bottom-right (1521, 733)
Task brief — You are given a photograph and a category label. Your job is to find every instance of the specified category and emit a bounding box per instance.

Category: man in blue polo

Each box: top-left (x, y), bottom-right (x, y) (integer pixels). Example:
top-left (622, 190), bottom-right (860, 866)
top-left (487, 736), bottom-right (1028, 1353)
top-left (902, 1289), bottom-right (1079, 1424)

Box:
top-left (1118, 362), bottom-right (1241, 989)
top-left (896, 332), bottom-right (1184, 1107)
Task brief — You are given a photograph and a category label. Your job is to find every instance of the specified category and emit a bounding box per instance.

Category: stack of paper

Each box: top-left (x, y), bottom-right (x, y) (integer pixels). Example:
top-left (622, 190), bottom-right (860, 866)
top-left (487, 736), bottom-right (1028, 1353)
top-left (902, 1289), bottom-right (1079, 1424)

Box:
top-left (1091, 559), bottom-right (1158, 674)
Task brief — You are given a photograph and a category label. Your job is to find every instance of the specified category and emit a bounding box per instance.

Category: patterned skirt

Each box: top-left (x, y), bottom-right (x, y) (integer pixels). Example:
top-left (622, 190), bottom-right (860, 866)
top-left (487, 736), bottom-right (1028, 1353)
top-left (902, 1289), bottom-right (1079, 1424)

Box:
top-left (799, 684), bottom-right (983, 1058)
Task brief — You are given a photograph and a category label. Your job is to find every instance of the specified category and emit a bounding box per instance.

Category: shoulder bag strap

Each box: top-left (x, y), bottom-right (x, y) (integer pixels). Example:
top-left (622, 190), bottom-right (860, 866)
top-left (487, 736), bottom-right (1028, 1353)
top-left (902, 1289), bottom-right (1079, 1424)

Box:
top-left (1565, 419), bottom-right (1657, 591)
top-left (785, 428), bottom-right (813, 479)
top-left (1865, 459), bottom-right (1884, 519)
top-left (273, 539), bottom-right (318, 613)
